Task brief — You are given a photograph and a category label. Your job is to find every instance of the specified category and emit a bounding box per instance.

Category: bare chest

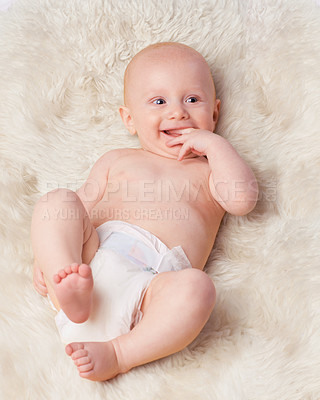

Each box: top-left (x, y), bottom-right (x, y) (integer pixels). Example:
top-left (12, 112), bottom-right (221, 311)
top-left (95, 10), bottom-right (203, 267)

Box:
top-left (105, 154), bottom-right (212, 204)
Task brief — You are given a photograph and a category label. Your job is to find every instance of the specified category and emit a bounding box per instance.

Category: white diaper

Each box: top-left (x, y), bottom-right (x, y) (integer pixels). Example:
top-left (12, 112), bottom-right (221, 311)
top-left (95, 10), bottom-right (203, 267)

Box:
top-left (54, 220), bottom-right (192, 343)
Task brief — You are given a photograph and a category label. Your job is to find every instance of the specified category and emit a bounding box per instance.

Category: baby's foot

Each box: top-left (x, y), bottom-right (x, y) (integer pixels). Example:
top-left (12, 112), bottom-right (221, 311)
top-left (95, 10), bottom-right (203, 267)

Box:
top-left (65, 341), bottom-right (124, 381)
top-left (53, 263), bottom-right (93, 323)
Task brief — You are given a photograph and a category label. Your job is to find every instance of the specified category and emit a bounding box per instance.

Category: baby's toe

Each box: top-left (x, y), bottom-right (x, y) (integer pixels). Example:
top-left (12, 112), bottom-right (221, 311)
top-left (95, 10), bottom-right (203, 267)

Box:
top-left (53, 269), bottom-right (66, 283)
top-left (78, 264), bottom-right (92, 278)
top-left (79, 371), bottom-right (93, 379)
top-left (71, 349), bottom-right (88, 361)
top-left (70, 263), bottom-right (80, 273)
top-left (75, 356), bottom-right (91, 367)
top-left (65, 342), bottom-right (84, 356)
top-left (64, 265), bottom-right (72, 274)
top-left (78, 362), bottom-right (94, 373)
top-left (58, 269), bottom-right (67, 278)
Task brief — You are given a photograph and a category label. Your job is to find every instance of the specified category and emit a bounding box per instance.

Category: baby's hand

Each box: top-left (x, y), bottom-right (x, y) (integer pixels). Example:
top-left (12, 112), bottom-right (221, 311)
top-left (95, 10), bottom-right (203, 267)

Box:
top-left (165, 128), bottom-right (217, 160)
top-left (33, 262), bottom-right (48, 297)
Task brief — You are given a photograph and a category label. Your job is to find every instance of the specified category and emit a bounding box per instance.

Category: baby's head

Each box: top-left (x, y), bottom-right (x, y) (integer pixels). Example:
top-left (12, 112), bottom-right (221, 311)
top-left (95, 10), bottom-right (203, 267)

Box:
top-left (120, 42), bottom-right (220, 158)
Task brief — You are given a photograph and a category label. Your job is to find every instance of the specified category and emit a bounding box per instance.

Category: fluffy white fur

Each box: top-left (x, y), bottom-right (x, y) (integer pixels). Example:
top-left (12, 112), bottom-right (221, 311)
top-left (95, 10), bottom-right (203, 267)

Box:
top-left (0, 0), bottom-right (319, 398)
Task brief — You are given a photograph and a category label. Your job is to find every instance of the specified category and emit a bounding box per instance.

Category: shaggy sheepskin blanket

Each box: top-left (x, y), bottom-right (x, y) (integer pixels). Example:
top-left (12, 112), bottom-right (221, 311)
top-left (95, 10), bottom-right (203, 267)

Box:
top-left (0, 0), bottom-right (319, 399)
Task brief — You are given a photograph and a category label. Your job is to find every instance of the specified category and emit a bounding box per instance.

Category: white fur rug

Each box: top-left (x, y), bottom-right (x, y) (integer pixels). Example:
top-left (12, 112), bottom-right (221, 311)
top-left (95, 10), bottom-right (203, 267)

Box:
top-left (0, 0), bottom-right (319, 399)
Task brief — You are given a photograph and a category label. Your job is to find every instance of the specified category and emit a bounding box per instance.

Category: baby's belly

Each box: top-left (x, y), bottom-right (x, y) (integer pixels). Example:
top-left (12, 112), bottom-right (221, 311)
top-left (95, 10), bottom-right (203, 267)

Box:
top-left (90, 201), bottom-right (223, 269)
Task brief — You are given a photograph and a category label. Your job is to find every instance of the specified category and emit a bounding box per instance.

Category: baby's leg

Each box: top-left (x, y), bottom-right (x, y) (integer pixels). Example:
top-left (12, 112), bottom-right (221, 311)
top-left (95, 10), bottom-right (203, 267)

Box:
top-left (66, 268), bottom-right (216, 380)
top-left (31, 188), bottom-right (99, 323)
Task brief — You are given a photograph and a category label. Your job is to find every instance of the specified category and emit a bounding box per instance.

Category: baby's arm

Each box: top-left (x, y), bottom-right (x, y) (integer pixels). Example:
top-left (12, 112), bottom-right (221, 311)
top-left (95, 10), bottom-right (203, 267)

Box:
top-left (166, 129), bottom-right (258, 215)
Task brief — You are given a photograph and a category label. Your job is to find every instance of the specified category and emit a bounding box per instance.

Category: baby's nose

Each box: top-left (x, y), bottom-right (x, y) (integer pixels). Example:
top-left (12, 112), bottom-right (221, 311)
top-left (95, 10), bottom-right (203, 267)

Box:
top-left (167, 103), bottom-right (189, 120)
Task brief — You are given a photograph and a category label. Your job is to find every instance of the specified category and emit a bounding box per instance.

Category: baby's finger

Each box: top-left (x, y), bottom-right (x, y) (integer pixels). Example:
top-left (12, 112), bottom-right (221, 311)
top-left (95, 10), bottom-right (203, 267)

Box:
top-left (33, 268), bottom-right (48, 296)
top-left (39, 286), bottom-right (48, 296)
top-left (36, 266), bottom-right (46, 286)
top-left (33, 278), bottom-right (48, 296)
top-left (165, 134), bottom-right (190, 147)
top-left (165, 138), bottom-right (183, 147)
top-left (177, 142), bottom-right (192, 161)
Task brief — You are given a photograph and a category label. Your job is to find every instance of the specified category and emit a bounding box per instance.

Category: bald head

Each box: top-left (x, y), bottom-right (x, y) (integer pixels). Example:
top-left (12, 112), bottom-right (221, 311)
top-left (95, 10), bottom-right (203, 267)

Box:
top-left (123, 42), bottom-right (215, 106)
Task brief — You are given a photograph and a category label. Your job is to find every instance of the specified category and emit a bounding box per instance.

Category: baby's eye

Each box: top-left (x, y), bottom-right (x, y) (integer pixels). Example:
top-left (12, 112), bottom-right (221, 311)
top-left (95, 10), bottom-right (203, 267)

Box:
top-left (153, 98), bottom-right (166, 105)
top-left (186, 97), bottom-right (198, 103)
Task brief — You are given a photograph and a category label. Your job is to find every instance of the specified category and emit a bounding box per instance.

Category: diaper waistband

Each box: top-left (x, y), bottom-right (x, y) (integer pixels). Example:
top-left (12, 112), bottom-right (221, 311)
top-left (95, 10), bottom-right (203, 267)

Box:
top-left (96, 220), bottom-right (192, 273)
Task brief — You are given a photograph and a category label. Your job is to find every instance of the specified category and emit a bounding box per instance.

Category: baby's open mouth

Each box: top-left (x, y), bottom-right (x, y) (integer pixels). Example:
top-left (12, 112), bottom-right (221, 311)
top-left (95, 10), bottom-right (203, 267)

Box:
top-left (162, 130), bottom-right (180, 136)
top-left (162, 129), bottom-right (189, 137)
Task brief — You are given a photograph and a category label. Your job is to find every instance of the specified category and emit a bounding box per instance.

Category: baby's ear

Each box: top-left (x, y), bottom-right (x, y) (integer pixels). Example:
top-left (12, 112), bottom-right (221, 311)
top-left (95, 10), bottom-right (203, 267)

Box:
top-left (119, 106), bottom-right (136, 135)
top-left (213, 99), bottom-right (221, 128)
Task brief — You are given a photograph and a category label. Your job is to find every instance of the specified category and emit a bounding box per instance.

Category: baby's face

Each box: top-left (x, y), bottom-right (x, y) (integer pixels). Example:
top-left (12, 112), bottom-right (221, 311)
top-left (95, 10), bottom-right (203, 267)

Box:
top-left (120, 45), bottom-right (220, 159)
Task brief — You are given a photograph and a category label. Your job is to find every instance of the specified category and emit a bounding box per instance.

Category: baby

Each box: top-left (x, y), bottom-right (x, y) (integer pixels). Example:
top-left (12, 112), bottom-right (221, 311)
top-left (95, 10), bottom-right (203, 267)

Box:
top-left (31, 42), bottom-right (258, 381)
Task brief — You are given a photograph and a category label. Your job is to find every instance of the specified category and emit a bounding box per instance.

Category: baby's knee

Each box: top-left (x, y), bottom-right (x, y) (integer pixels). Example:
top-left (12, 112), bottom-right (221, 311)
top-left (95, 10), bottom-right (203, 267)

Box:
top-left (179, 268), bottom-right (216, 315)
top-left (36, 188), bottom-right (81, 209)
